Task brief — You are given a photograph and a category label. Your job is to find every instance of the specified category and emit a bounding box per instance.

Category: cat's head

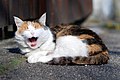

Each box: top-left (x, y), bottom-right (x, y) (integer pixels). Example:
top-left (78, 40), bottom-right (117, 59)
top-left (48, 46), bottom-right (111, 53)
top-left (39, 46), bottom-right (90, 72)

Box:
top-left (14, 13), bottom-right (49, 49)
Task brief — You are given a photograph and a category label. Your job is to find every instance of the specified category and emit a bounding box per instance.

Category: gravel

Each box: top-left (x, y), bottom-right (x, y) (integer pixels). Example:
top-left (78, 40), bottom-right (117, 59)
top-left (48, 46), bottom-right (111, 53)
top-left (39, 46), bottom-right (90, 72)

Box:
top-left (0, 27), bottom-right (120, 80)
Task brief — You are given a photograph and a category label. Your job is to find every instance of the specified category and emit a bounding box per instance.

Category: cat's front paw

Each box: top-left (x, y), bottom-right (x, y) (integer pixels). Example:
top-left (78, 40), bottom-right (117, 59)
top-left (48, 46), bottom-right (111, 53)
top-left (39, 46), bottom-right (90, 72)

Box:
top-left (25, 52), bottom-right (33, 57)
top-left (37, 56), bottom-right (53, 63)
top-left (27, 55), bottom-right (40, 63)
top-left (20, 48), bottom-right (31, 54)
top-left (27, 55), bottom-right (53, 63)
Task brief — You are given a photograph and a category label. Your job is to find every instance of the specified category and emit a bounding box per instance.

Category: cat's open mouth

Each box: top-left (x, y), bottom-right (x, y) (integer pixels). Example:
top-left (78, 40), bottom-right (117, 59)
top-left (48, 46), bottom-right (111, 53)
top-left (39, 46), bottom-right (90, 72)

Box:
top-left (28, 37), bottom-right (38, 47)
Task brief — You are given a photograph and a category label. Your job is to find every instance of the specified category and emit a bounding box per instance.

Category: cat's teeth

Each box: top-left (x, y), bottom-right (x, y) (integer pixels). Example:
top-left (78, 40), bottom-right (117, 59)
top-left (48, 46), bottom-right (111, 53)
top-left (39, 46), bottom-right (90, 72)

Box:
top-left (28, 37), bottom-right (38, 42)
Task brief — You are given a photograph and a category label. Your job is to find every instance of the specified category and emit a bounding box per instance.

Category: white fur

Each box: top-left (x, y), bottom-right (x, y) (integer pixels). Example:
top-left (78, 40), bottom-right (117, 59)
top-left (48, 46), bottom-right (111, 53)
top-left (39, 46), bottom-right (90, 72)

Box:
top-left (39, 13), bottom-right (46, 26)
top-left (54, 36), bottom-right (88, 57)
top-left (28, 36), bottom-right (88, 63)
top-left (26, 29), bottom-right (55, 63)
top-left (14, 16), bottom-right (23, 28)
top-left (15, 31), bottom-right (31, 53)
top-left (25, 29), bottom-right (55, 57)
top-left (14, 13), bottom-right (89, 63)
top-left (14, 13), bottom-right (51, 50)
top-left (23, 26), bottom-right (50, 49)
top-left (14, 13), bottom-right (55, 53)
top-left (15, 26), bottom-right (55, 55)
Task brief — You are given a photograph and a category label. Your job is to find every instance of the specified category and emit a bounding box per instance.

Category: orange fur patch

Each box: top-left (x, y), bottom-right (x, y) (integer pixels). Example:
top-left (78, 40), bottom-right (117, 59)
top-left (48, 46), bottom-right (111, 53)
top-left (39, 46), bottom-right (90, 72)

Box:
top-left (32, 22), bottom-right (43, 29)
top-left (79, 34), bottom-right (94, 39)
top-left (102, 50), bottom-right (109, 56)
top-left (87, 44), bottom-right (102, 56)
top-left (17, 21), bottom-right (43, 34)
top-left (18, 22), bottom-right (28, 33)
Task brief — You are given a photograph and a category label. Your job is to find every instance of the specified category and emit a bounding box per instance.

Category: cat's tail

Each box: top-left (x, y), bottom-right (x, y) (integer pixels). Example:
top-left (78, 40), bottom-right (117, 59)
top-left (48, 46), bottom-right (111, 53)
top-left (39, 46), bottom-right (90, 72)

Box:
top-left (47, 51), bottom-right (109, 65)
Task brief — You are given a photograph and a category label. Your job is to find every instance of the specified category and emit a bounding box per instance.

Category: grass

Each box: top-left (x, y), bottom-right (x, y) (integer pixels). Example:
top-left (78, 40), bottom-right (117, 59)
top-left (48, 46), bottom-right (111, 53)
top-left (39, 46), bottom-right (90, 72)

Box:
top-left (103, 21), bottom-right (120, 30)
top-left (0, 57), bottom-right (26, 75)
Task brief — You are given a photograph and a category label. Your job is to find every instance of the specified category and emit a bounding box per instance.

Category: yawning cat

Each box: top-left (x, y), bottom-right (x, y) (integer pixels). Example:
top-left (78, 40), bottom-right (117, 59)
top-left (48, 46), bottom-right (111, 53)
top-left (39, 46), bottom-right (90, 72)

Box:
top-left (14, 13), bottom-right (109, 65)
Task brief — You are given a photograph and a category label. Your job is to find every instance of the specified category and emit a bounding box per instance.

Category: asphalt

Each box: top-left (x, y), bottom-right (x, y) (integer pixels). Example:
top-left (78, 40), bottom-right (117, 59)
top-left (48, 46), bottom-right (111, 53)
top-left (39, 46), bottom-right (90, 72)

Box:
top-left (0, 26), bottom-right (120, 80)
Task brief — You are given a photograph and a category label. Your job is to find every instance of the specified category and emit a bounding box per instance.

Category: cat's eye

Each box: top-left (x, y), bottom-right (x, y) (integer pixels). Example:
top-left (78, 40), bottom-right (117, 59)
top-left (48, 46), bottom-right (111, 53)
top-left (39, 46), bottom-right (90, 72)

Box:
top-left (26, 27), bottom-right (28, 29)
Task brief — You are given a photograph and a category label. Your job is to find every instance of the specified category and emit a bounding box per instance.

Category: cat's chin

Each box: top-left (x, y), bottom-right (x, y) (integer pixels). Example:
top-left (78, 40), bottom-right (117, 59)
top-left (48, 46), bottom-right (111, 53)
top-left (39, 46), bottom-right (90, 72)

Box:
top-left (26, 42), bottom-right (38, 49)
top-left (31, 43), bottom-right (37, 47)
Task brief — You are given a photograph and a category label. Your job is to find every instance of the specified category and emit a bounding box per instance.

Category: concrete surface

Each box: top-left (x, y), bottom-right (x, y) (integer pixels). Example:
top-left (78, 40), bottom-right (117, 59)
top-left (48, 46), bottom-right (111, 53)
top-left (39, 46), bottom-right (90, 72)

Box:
top-left (0, 26), bottom-right (120, 80)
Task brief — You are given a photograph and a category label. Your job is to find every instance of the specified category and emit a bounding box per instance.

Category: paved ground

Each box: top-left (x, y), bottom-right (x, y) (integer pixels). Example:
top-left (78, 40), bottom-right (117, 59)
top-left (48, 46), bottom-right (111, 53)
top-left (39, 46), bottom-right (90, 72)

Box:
top-left (0, 26), bottom-right (120, 80)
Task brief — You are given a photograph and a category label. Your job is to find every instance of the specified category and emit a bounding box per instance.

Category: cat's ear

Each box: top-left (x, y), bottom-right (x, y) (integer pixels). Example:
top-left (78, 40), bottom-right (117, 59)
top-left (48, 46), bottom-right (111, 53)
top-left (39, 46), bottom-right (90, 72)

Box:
top-left (39, 13), bottom-right (46, 26)
top-left (14, 16), bottom-right (24, 28)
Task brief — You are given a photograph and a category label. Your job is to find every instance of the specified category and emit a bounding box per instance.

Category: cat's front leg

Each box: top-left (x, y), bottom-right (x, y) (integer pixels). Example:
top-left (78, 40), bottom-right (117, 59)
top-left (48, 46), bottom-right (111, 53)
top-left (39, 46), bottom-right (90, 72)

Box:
top-left (20, 48), bottom-right (31, 54)
top-left (25, 48), bottom-right (49, 57)
top-left (27, 51), bottom-right (51, 63)
top-left (25, 52), bottom-right (34, 57)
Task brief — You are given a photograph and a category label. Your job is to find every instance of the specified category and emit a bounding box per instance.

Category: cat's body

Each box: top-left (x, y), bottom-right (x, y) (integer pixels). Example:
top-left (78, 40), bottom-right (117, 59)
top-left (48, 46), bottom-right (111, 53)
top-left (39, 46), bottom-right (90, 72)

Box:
top-left (14, 13), bottom-right (109, 65)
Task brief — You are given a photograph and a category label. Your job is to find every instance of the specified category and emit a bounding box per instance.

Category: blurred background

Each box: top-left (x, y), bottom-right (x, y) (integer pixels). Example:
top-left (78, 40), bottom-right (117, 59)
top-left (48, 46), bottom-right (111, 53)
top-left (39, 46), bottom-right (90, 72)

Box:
top-left (91, 0), bottom-right (119, 21)
top-left (84, 0), bottom-right (120, 29)
top-left (0, 0), bottom-right (120, 39)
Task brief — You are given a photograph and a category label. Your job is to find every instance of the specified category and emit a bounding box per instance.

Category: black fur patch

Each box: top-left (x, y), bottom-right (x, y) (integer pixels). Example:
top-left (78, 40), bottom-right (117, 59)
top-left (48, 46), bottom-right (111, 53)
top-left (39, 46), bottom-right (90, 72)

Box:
top-left (48, 24), bottom-right (109, 65)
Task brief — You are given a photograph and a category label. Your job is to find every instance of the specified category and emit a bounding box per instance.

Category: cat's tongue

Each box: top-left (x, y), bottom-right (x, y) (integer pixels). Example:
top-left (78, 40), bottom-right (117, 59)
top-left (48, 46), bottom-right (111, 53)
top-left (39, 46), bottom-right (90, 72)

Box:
top-left (31, 43), bottom-right (37, 47)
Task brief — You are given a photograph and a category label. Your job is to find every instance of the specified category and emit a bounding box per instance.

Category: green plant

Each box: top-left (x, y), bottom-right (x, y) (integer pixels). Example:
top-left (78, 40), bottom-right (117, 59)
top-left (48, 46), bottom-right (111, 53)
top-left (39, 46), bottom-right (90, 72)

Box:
top-left (103, 21), bottom-right (120, 30)
top-left (0, 57), bottom-right (26, 75)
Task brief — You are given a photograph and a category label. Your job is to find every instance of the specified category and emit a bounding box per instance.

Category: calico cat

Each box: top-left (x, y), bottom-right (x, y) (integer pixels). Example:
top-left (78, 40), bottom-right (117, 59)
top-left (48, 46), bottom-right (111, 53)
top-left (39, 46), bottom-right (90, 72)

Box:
top-left (14, 13), bottom-right (109, 65)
